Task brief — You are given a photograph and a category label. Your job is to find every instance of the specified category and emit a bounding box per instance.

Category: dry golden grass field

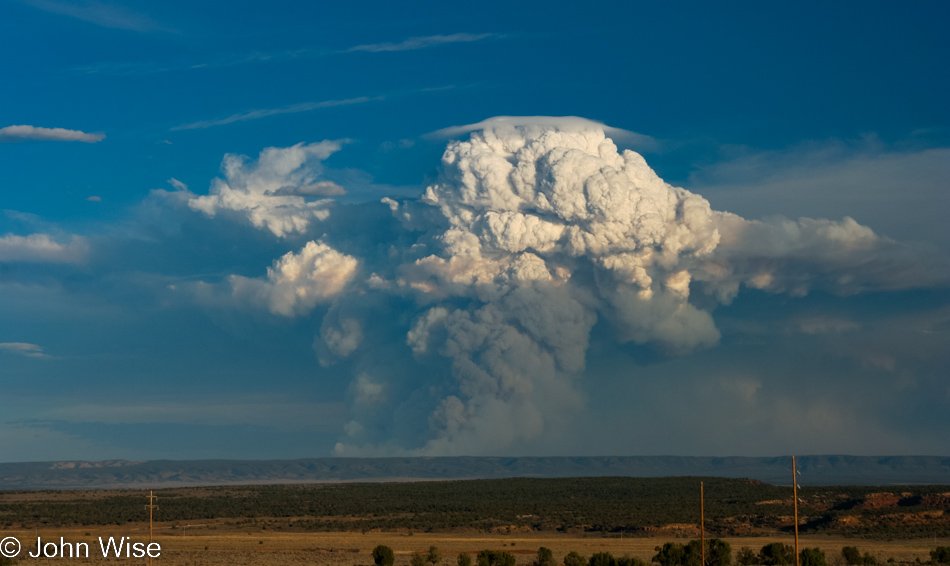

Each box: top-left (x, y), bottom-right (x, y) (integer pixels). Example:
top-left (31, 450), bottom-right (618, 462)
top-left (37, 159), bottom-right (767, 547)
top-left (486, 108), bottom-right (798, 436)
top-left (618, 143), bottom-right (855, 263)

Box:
top-left (5, 523), bottom-right (949, 566)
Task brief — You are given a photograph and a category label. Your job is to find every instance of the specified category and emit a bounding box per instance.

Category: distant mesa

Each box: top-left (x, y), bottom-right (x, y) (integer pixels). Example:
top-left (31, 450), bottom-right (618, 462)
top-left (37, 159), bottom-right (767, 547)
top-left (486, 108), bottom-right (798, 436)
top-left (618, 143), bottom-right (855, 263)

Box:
top-left (0, 455), bottom-right (946, 490)
top-left (49, 460), bottom-right (144, 470)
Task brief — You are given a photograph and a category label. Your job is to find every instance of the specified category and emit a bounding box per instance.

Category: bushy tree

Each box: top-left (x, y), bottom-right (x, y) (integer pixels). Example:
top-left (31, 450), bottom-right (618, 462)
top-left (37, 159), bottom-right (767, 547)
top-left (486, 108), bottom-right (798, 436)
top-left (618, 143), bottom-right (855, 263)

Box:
top-left (842, 547), bottom-right (862, 566)
top-left (736, 547), bottom-right (758, 566)
top-left (478, 550), bottom-right (515, 566)
top-left (651, 540), bottom-right (731, 566)
top-left (707, 539), bottom-right (733, 566)
top-left (759, 544), bottom-right (795, 566)
top-left (565, 552), bottom-right (587, 566)
top-left (459, 553), bottom-right (473, 566)
top-left (932, 547), bottom-right (950, 565)
top-left (373, 545), bottom-right (395, 566)
top-left (536, 547), bottom-right (556, 566)
top-left (654, 543), bottom-right (687, 566)
top-left (591, 552), bottom-right (616, 566)
top-left (412, 554), bottom-right (428, 566)
top-left (684, 541), bottom-right (703, 566)
top-left (428, 546), bottom-right (442, 565)
top-left (800, 548), bottom-right (827, 566)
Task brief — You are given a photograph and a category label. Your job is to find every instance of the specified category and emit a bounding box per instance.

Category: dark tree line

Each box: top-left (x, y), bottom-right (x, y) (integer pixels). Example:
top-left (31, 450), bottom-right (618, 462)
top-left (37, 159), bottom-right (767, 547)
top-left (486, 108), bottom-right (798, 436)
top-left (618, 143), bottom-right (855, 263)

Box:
top-left (2, 477), bottom-right (949, 539)
top-left (372, 544), bottom-right (950, 566)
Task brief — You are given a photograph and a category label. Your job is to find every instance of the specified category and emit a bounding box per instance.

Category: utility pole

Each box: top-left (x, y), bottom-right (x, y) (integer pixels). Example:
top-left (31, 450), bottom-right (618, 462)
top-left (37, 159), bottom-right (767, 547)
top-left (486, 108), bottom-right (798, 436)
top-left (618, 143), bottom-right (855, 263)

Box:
top-left (146, 491), bottom-right (159, 566)
top-left (792, 457), bottom-right (800, 566)
top-left (700, 481), bottom-right (705, 566)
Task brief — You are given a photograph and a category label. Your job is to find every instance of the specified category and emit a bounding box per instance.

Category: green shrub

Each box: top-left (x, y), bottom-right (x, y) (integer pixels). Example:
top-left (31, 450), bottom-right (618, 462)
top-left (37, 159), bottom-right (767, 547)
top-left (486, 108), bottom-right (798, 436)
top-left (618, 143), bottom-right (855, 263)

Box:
top-left (842, 547), bottom-right (862, 566)
top-left (759, 544), bottom-right (795, 566)
top-left (707, 539), bottom-right (733, 566)
top-left (373, 545), bottom-right (395, 566)
top-left (654, 543), bottom-right (686, 566)
top-left (536, 547), bottom-right (556, 566)
top-left (565, 552), bottom-right (587, 566)
top-left (459, 553), bottom-right (473, 566)
top-left (478, 550), bottom-right (516, 566)
top-left (736, 547), bottom-right (758, 566)
top-left (685, 541), bottom-right (703, 566)
top-left (931, 547), bottom-right (950, 565)
top-left (799, 548), bottom-right (827, 566)
top-left (428, 546), bottom-right (442, 565)
top-left (590, 552), bottom-right (616, 566)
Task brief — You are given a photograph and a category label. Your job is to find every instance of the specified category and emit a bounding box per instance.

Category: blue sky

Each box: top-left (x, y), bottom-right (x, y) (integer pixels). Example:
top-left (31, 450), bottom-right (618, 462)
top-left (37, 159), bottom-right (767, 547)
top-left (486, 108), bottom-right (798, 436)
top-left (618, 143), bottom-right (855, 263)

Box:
top-left (1, 0), bottom-right (948, 462)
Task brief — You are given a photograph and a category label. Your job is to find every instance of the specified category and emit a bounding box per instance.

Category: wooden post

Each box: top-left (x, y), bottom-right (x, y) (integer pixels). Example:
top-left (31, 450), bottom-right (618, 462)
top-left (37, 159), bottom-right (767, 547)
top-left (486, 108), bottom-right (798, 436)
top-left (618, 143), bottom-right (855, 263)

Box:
top-left (792, 457), bottom-right (799, 566)
top-left (146, 491), bottom-right (159, 566)
top-left (701, 481), bottom-right (705, 566)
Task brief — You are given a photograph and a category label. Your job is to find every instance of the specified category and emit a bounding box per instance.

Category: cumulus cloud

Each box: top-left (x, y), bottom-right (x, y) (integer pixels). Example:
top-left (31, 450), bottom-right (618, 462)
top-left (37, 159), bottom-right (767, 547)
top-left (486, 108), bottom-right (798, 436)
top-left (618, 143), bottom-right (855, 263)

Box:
top-left (186, 141), bottom-right (345, 237)
top-left (0, 125), bottom-right (104, 143)
top-left (319, 317), bottom-right (363, 363)
top-left (229, 240), bottom-right (358, 316)
top-left (0, 233), bottom-right (89, 263)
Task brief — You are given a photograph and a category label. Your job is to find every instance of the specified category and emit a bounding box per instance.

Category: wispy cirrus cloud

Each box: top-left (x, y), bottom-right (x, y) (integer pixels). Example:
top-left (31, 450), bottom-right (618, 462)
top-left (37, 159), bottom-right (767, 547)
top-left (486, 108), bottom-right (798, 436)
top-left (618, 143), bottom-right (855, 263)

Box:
top-left (71, 32), bottom-right (502, 77)
top-left (0, 125), bottom-right (104, 143)
top-left (0, 342), bottom-right (50, 358)
top-left (171, 96), bottom-right (380, 131)
top-left (344, 32), bottom-right (498, 53)
top-left (18, 0), bottom-right (174, 33)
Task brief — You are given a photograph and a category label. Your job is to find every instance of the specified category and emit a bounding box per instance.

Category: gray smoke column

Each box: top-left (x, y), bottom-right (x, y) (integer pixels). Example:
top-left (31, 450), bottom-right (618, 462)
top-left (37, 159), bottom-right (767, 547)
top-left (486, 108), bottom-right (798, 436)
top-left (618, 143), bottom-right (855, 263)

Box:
top-left (204, 118), bottom-right (945, 455)
top-left (348, 122), bottom-right (725, 454)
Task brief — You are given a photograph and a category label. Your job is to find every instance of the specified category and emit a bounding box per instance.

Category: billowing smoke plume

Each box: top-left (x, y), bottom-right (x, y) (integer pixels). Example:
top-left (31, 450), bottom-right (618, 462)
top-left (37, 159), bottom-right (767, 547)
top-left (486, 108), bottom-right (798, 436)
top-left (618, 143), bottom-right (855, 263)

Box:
top-left (188, 141), bottom-right (343, 238)
top-left (230, 240), bottom-right (358, 316)
top-left (187, 118), bottom-right (946, 455)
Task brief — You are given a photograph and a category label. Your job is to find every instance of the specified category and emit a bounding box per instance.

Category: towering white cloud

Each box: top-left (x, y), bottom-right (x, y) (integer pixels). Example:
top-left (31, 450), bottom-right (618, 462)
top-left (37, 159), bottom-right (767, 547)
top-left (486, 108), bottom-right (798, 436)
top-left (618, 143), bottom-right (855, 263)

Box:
top-left (338, 120), bottom-right (945, 455)
top-left (188, 141), bottom-right (344, 237)
top-left (189, 118), bottom-right (946, 456)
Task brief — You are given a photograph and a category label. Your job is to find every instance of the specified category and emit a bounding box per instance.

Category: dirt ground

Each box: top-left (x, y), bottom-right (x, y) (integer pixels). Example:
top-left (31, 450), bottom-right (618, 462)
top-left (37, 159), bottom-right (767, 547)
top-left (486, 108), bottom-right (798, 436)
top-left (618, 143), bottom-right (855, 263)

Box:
top-left (5, 523), bottom-right (949, 566)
